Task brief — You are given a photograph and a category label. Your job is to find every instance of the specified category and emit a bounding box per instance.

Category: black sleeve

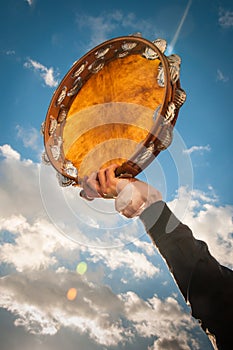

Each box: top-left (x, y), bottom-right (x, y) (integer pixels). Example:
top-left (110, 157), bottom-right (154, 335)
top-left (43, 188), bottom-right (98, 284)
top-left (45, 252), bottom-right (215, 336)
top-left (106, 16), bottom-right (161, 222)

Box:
top-left (140, 201), bottom-right (233, 350)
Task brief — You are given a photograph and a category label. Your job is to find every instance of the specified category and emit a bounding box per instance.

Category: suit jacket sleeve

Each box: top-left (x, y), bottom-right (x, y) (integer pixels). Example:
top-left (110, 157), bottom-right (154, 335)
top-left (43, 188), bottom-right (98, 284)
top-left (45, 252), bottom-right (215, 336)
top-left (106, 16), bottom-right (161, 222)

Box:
top-left (140, 201), bottom-right (233, 350)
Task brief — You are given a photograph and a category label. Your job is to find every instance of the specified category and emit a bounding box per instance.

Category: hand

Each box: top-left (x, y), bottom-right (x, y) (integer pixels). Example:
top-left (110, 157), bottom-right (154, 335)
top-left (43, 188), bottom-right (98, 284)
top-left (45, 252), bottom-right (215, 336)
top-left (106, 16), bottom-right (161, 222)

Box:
top-left (80, 164), bottom-right (162, 217)
top-left (80, 164), bottom-right (130, 200)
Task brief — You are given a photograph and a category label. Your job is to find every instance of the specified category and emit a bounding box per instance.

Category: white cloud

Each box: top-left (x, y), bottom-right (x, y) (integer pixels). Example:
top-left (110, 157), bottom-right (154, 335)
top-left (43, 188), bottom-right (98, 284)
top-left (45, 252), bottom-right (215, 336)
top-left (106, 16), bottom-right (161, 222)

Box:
top-left (24, 58), bottom-right (59, 87)
top-left (0, 144), bottom-right (161, 279)
top-left (149, 336), bottom-right (194, 350)
top-left (216, 69), bottom-right (229, 83)
top-left (133, 239), bottom-right (157, 256)
top-left (76, 12), bottom-right (117, 47)
top-left (183, 144), bottom-right (211, 155)
top-left (25, 0), bottom-right (33, 6)
top-left (0, 271), bottom-right (201, 347)
top-left (0, 144), bottom-right (43, 219)
top-left (169, 187), bottom-right (233, 269)
top-left (0, 215), bottom-right (77, 272)
top-left (121, 291), bottom-right (199, 348)
top-left (88, 245), bottom-right (160, 279)
top-left (76, 11), bottom-right (159, 48)
top-left (16, 125), bottom-right (42, 152)
top-left (0, 211), bottom-right (158, 279)
top-left (5, 50), bottom-right (15, 55)
top-left (218, 8), bottom-right (233, 28)
top-left (0, 270), bottom-right (125, 345)
top-left (0, 144), bottom-right (20, 160)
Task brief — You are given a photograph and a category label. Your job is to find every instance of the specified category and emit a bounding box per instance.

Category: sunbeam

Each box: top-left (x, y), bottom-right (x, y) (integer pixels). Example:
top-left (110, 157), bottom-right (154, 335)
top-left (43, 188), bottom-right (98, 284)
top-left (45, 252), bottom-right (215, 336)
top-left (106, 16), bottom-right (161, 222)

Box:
top-left (167, 0), bottom-right (192, 55)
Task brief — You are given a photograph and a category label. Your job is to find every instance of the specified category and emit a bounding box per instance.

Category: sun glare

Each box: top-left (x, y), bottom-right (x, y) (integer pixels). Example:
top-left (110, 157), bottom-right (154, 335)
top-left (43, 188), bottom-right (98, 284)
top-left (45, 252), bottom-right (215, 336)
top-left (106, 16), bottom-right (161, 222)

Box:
top-left (66, 288), bottom-right (78, 301)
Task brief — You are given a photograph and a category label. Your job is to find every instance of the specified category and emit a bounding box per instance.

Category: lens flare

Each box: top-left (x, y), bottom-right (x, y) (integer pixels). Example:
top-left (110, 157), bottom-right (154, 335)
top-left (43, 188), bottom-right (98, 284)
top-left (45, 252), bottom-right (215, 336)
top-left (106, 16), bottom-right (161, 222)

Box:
top-left (66, 287), bottom-right (77, 301)
top-left (76, 261), bottom-right (87, 275)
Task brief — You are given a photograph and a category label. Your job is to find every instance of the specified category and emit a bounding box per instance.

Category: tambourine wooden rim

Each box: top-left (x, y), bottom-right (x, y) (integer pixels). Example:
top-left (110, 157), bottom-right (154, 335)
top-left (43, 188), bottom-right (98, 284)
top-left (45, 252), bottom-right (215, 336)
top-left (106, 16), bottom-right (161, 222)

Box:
top-left (42, 34), bottom-right (186, 187)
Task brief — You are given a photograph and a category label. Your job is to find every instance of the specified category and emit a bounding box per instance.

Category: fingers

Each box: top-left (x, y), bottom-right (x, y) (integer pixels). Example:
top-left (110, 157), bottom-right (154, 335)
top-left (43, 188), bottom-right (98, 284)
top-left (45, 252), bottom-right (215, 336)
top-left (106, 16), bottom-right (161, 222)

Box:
top-left (106, 164), bottom-right (119, 186)
top-left (98, 168), bottom-right (108, 194)
top-left (80, 164), bottom-right (119, 200)
top-left (79, 189), bottom-right (94, 201)
top-left (81, 173), bottom-right (101, 199)
top-left (98, 165), bottom-right (118, 188)
top-left (97, 164), bottom-right (119, 197)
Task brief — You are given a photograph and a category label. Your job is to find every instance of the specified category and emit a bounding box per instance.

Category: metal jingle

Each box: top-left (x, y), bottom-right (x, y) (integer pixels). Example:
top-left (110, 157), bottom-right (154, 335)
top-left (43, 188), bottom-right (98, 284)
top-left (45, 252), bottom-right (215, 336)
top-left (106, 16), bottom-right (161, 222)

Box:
top-left (67, 77), bottom-right (82, 97)
top-left (95, 46), bottom-right (110, 58)
top-left (40, 121), bottom-right (45, 135)
top-left (163, 102), bottom-right (176, 124)
top-left (133, 141), bottom-right (155, 168)
top-left (57, 106), bottom-right (68, 123)
top-left (174, 88), bottom-right (187, 108)
top-left (142, 46), bottom-right (158, 60)
top-left (56, 86), bottom-right (67, 106)
top-left (79, 189), bottom-right (94, 201)
top-left (50, 136), bottom-right (62, 161)
top-left (72, 61), bottom-right (88, 78)
top-left (49, 116), bottom-right (57, 136)
top-left (117, 50), bottom-right (129, 58)
top-left (121, 41), bottom-right (137, 51)
top-left (56, 172), bottom-right (74, 187)
top-left (63, 160), bottom-right (78, 178)
top-left (88, 58), bottom-right (105, 74)
top-left (41, 151), bottom-right (50, 165)
top-left (153, 38), bottom-right (167, 53)
top-left (157, 64), bottom-right (165, 87)
top-left (157, 126), bottom-right (173, 151)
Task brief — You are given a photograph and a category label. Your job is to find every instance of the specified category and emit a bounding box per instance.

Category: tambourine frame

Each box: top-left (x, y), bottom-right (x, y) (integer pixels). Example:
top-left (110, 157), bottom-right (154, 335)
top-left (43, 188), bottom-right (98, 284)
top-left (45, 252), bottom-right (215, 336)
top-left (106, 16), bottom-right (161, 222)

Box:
top-left (42, 35), bottom-right (186, 186)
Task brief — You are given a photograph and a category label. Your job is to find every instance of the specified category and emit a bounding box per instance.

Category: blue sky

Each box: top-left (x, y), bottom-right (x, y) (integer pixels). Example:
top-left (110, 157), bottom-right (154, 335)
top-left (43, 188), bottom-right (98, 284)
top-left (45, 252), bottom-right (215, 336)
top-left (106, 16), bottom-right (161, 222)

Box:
top-left (0, 0), bottom-right (233, 349)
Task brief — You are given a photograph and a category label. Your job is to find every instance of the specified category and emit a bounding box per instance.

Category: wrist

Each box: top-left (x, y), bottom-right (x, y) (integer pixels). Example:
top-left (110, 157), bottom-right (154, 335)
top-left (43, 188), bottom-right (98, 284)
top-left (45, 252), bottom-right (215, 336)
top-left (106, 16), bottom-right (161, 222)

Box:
top-left (115, 181), bottom-right (162, 218)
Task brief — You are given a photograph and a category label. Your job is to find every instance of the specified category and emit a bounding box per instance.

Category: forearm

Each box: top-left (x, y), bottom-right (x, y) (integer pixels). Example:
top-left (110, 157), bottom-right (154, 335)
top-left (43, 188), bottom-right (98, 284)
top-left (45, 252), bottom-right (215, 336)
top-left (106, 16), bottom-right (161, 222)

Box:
top-left (140, 201), bottom-right (204, 300)
top-left (140, 201), bottom-right (233, 349)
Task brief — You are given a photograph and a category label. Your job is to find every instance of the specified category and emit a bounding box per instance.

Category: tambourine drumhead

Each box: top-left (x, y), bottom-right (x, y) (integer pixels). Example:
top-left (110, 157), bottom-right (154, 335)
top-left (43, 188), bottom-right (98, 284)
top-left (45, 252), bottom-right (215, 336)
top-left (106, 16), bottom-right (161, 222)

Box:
top-left (42, 35), bottom-right (186, 186)
top-left (64, 55), bottom-right (165, 178)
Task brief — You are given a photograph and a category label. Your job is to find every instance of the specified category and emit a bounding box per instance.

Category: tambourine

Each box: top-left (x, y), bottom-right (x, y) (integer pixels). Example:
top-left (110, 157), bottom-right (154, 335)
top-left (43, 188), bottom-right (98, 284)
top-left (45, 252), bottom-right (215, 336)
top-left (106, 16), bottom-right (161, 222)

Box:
top-left (41, 34), bottom-right (186, 188)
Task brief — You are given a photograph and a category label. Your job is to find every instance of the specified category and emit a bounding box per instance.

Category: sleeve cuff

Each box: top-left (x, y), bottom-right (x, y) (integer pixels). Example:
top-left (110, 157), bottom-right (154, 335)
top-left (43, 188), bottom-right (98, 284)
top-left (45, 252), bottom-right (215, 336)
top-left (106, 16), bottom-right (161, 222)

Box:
top-left (139, 201), bottom-right (181, 243)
